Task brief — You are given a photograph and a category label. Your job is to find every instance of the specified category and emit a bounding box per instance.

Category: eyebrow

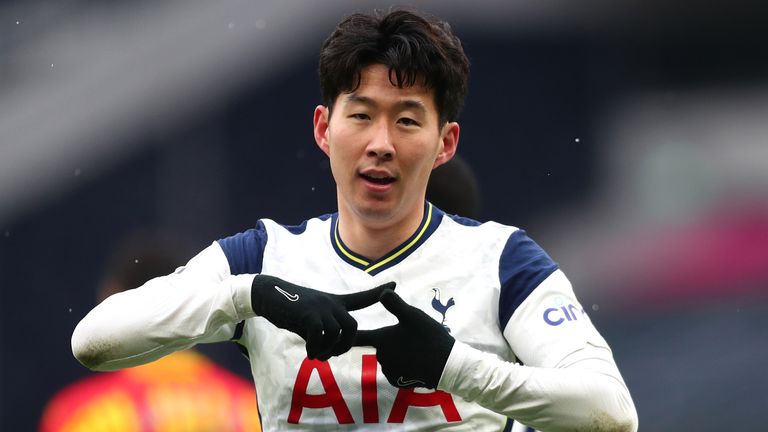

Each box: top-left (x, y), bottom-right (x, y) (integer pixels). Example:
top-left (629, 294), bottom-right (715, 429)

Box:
top-left (344, 94), bottom-right (428, 114)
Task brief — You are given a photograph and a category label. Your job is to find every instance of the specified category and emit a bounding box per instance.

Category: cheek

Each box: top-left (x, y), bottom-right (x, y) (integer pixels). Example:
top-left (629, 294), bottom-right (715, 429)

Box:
top-left (327, 134), bottom-right (358, 179)
top-left (327, 149), bottom-right (349, 183)
top-left (404, 140), bottom-right (441, 171)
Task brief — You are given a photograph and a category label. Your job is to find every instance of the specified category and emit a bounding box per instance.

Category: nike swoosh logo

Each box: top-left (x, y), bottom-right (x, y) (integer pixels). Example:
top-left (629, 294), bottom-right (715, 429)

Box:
top-left (396, 376), bottom-right (425, 387)
top-left (274, 285), bottom-right (299, 302)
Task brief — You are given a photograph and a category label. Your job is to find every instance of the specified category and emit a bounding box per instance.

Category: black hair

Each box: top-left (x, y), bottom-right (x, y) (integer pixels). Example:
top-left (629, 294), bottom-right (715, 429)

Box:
top-left (319, 8), bottom-right (470, 125)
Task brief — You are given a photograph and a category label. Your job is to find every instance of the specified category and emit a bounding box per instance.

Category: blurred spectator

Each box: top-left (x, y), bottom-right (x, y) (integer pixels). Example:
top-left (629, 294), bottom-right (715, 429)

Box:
top-left (39, 232), bottom-right (261, 432)
top-left (427, 154), bottom-right (482, 219)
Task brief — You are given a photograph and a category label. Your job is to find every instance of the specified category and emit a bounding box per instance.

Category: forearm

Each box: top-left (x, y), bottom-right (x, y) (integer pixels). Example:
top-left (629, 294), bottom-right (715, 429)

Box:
top-left (72, 272), bottom-right (255, 371)
top-left (438, 341), bottom-right (638, 432)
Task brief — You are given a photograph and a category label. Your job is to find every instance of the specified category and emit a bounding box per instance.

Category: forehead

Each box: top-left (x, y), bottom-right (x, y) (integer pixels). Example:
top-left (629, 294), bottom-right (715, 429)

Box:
top-left (335, 64), bottom-right (436, 112)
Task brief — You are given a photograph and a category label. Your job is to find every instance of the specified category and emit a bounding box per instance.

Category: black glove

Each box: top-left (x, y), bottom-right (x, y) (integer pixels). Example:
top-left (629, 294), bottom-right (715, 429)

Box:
top-left (251, 275), bottom-right (395, 361)
top-left (353, 289), bottom-right (455, 389)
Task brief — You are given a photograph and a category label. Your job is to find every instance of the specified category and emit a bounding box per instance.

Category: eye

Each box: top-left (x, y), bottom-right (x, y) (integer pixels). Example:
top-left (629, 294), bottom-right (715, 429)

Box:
top-left (398, 117), bottom-right (421, 127)
top-left (349, 113), bottom-right (370, 121)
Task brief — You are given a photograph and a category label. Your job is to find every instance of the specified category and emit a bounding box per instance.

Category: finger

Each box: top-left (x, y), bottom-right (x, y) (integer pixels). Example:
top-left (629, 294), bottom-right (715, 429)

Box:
top-left (339, 281), bottom-right (397, 311)
top-left (378, 289), bottom-right (416, 323)
top-left (352, 328), bottom-right (385, 348)
top-left (330, 310), bottom-right (357, 356)
top-left (303, 316), bottom-right (324, 359)
top-left (315, 316), bottom-right (341, 360)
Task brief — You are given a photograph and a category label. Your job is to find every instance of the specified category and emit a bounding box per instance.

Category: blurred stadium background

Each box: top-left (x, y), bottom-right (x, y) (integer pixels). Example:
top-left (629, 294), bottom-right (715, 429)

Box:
top-left (2, 0), bottom-right (767, 430)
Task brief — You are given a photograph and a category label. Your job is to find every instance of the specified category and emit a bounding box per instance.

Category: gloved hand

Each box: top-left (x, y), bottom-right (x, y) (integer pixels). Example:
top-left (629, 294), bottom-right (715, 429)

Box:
top-left (251, 275), bottom-right (395, 361)
top-left (353, 289), bottom-right (455, 389)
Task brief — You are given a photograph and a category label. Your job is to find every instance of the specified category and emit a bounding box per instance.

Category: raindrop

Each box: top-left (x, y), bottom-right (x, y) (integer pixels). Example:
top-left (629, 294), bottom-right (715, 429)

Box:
top-left (227, 22), bottom-right (235, 30)
top-left (591, 304), bottom-right (599, 311)
top-left (574, 138), bottom-right (580, 143)
top-left (16, 20), bottom-right (20, 25)
top-left (311, 186), bottom-right (315, 191)
top-left (134, 259), bottom-right (140, 264)
top-left (68, 308), bottom-right (73, 313)
top-left (74, 168), bottom-right (81, 176)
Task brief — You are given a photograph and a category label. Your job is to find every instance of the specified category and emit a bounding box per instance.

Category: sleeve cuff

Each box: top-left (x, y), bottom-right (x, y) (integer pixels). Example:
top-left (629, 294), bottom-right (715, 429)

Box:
top-left (230, 273), bottom-right (257, 318)
top-left (438, 340), bottom-right (483, 393)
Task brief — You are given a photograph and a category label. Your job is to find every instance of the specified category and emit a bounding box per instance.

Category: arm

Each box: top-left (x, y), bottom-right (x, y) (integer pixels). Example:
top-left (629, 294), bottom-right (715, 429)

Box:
top-left (440, 342), bottom-right (636, 432)
top-left (353, 272), bottom-right (637, 431)
top-left (72, 239), bottom-right (396, 370)
top-left (439, 270), bottom-right (638, 432)
top-left (71, 242), bottom-right (254, 371)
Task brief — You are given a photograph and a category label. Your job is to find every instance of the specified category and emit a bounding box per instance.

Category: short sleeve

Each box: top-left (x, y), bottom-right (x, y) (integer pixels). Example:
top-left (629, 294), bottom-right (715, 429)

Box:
top-left (497, 229), bottom-right (559, 330)
top-left (217, 220), bottom-right (269, 275)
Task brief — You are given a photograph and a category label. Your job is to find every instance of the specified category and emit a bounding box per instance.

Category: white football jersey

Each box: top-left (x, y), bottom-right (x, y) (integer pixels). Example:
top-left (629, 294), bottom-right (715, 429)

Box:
top-left (216, 203), bottom-right (609, 431)
top-left (73, 202), bottom-right (634, 431)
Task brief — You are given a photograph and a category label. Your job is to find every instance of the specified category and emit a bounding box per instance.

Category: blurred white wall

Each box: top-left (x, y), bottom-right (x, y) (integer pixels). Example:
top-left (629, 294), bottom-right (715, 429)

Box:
top-left (542, 85), bottom-right (768, 303)
top-left (3, 0), bottom-right (740, 224)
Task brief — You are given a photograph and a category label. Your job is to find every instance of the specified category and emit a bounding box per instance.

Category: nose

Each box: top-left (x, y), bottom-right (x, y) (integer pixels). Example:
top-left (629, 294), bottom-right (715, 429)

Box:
top-left (366, 121), bottom-right (395, 161)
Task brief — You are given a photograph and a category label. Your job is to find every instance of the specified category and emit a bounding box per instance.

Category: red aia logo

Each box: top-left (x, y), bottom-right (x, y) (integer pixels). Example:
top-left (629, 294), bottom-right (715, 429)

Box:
top-left (289, 355), bottom-right (461, 424)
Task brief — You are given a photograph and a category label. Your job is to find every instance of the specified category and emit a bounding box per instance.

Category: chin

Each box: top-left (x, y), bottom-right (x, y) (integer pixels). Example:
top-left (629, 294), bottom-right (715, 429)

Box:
top-left (354, 200), bottom-right (400, 224)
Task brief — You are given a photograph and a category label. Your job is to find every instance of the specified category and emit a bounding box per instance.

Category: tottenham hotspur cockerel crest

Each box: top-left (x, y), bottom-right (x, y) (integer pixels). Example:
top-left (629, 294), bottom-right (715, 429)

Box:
top-left (430, 288), bottom-right (455, 333)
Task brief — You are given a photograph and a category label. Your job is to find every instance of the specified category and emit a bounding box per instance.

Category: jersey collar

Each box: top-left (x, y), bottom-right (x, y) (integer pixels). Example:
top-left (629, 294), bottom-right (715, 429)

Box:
top-left (330, 202), bottom-right (443, 276)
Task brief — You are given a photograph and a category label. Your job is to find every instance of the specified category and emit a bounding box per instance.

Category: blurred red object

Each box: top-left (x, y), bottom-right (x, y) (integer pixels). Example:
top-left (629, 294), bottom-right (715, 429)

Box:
top-left (40, 350), bottom-right (261, 432)
top-left (598, 203), bottom-right (768, 306)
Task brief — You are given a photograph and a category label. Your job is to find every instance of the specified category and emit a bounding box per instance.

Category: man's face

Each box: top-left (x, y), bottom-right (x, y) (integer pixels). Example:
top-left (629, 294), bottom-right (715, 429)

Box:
top-left (314, 64), bottom-right (459, 227)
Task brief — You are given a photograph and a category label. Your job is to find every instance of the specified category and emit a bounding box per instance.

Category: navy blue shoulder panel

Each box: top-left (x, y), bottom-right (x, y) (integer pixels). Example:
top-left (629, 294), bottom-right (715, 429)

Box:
top-left (217, 220), bottom-right (268, 275)
top-left (279, 213), bottom-right (332, 235)
top-left (498, 229), bottom-right (559, 329)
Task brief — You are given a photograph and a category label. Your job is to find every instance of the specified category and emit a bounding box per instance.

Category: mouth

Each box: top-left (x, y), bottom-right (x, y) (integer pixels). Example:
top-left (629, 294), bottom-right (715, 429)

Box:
top-left (359, 172), bottom-right (396, 186)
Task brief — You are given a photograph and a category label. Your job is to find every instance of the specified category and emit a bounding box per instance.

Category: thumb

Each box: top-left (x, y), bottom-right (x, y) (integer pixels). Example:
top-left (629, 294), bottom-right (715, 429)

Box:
top-left (339, 281), bottom-right (396, 311)
top-left (378, 289), bottom-right (415, 322)
top-left (352, 328), bottom-right (385, 348)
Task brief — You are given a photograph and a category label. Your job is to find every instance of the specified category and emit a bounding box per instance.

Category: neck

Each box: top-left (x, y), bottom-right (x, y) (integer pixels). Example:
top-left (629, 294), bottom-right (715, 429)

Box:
top-left (337, 201), bottom-right (426, 261)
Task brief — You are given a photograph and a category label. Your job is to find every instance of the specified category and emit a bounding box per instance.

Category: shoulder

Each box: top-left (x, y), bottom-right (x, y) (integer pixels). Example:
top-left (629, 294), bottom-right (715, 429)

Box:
top-left (497, 228), bottom-right (560, 329)
top-left (438, 212), bottom-right (518, 238)
top-left (216, 214), bottom-right (333, 275)
top-left (437, 213), bottom-right (533, 258)
top-left (438, 212), bottom-right (560, 327)
top-left (439, 215), bottom-right (558, 289)
top-left (436, 212), bottom-right (555, 263)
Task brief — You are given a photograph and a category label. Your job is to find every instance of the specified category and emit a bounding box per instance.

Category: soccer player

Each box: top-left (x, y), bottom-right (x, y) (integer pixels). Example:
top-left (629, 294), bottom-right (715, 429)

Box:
top-left (72, 8), bottom-right (638, 431)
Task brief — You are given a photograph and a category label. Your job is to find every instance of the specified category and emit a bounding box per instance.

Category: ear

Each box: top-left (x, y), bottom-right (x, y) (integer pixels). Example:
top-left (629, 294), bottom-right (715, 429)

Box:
top-left (313, 105), bottom-right (331, 157)
top-left (432, 122), bottom-right (460, 169)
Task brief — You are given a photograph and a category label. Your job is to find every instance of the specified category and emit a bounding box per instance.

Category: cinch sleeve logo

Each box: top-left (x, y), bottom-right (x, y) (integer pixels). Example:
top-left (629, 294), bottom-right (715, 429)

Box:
top-left (543, 297), bottom-right (586, 326)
